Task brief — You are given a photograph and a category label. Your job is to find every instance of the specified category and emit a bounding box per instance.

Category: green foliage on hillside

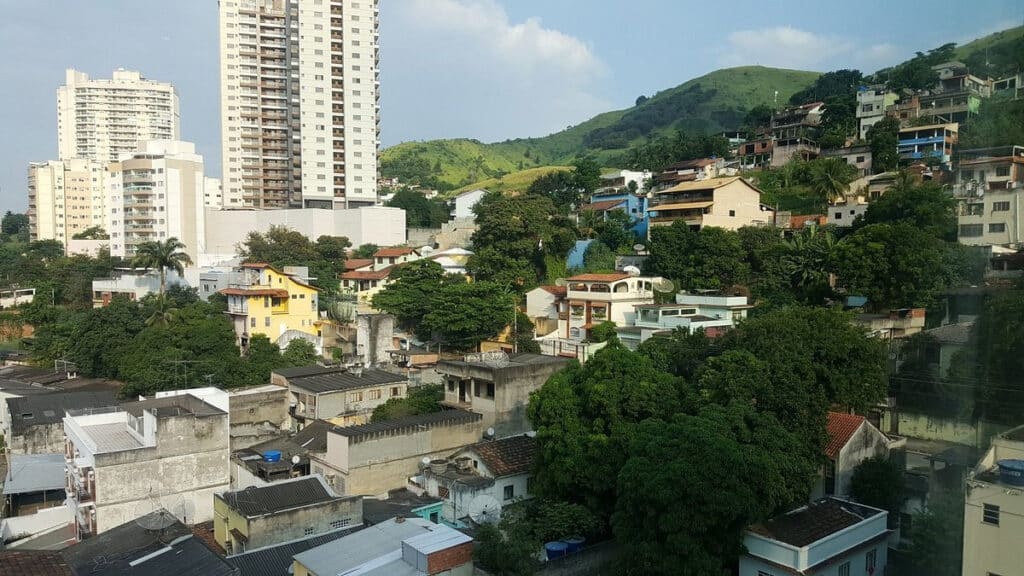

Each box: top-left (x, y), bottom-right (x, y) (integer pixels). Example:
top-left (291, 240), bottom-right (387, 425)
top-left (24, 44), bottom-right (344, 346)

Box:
top-left (956, 25), bottom-right (1024, 77)
top-left (450, 166), bottom-right (572, 196)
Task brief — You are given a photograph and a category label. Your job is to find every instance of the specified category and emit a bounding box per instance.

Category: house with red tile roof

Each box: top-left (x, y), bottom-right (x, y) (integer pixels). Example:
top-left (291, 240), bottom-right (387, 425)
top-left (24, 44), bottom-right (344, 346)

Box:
top-left (813, 412), bottom-right (899, 500)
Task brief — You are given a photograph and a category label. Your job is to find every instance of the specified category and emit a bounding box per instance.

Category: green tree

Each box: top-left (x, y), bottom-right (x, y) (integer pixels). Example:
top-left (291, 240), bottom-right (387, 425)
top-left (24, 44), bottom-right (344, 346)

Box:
top-left (386, 187), bottom-right (450, 228)
top-left (72, 226), bottom-right (110, 240)
top-left (743, 104), bottom-right (773, 129)
top-left (637, 327), bottom-right (713, 382)
top-left (283, 338), bottom-right (318, 365)
top-left (571, 156), bottom-right (602, 197)
top-left (849, 456), bottom-right (904, 526)
top-left (807, 157), bottom-right (858, 208)
top-left (352, 243), bottom-right (379, 259)
top-left (581, 241), bottom-right (616, 273)
top-left (645, 223), bottom-right (749, 290)
top-left (594, 209), bottom-right (637, 252)
top-left (857, 178), bottom-right (957, 241)
top-left (420, 281), bottom-right (513, 349)
top-left (866, 116), bottom-right (900, 173)
top-left (371, 384), bottom-right (444, 422)
top-left (372, 260), bottom-right (456, 329)
top-left (473, 523), bottom-right (539, 576)
top-left (514, 311), bottom-right (541, 354)
top-left (789, 69), bottom-right (863, 105)
top-left (960, 288), bottom-right (1024, 423)
top-left (1, 212), bottom-right (29, 238)
top-left (780, 223), bottom-right (839, 304)
top-left (526, 169), bottom-right (579, 210)
top-left (906, 487), bottom-right (964, 576)
top-left (588, 321), bottom-right (618, 343)
top-left (818, 94), bottom-right (858, 147)
top-left (131, 237), bottom-right (193, 296)
top-left (468, 192), bottom-right (565, 289)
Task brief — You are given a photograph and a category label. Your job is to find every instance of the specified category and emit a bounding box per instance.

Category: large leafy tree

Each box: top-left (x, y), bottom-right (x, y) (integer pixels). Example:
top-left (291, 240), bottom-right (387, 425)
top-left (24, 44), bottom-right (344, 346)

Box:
top-left (645, 222), bottom-right (749, 290)
top-left (238, 226), bottom-right (349, 301)
top-left (954, 288), bottom-right (1024, 423)
top-left (807, 157), bottom-right (859, 208)
top-left (834, 223), bottom-right (952, 310)
top-left (906, 487), bottom-right (964, 576)
top-left (386, 187), bottom-right (450, 228)
top-left (780, 224), bottom-right (839, 304)
top-left (849, 456), bottom-right (904, 526)
top-left (371, 384), bottom-right (444, 422)
top-left (420, 281), bottom-right (514, 349)
top-left (371, 259), bottom-right (456, 328)
top-left (856, 177), bottom-right (957, 241)
top-left (866, 116), bottom-right (900, 173)
top-left (528, 344), bottom-right (686, 519)
top-left (131, 237), bottom-right (193, 296)
top-left (789, 69), bottom-right (863, 105)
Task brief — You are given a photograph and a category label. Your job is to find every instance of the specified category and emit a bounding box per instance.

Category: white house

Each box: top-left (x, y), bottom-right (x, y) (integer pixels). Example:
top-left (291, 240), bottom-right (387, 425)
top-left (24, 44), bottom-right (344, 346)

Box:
top-left (812, 412), bottom-right (902, 500)
top-left (452, 189), bottom-right (488, 220)
top-left (962, 424), bottom-right (1024, 576)
top-left (741, 498), bottom-right (888, 576)
top-left (420, 435), bottom-right (535, 527)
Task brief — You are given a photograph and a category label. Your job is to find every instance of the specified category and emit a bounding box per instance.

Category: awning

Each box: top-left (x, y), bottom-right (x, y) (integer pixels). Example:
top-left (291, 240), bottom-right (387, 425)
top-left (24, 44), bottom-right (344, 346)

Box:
top-left (648, 201), bottom-right (713, 212)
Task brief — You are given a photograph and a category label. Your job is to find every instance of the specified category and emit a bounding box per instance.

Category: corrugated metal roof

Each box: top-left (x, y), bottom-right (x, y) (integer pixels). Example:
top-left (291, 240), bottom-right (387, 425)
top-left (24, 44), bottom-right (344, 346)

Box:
top-left (332, 410), bottom-right (482, 439)
top-left (648, 200), bottom-right (714, 211)
top-left (7, 391), bottom-right (118, 435)
top-left (219, 476), bottom-right (343, 517)
top-left (2, 453), bottom-right (65, 495)
top-left (463, 435), bottom-right (536, 477)
top-left (288, 368), bottom-right (407, 395)
top-left (226, 528), bottom-right (359, 576)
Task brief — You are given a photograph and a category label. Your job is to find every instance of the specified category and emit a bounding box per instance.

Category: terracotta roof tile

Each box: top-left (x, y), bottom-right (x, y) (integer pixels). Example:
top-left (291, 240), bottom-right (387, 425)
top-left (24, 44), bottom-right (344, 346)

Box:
top-left (825, 412), bottom-right (866, 459)
top-left (566, 273), bottom-right (631, 282)
top-left (540, 285), bottom-right (567, 297)
top-left (469, 435), bottom-right (536, 477)
top-left (340, 268), bottom-right (393, 281)
top-left (220, 288), bottom-right (290, 298)
top-left (580, 199), bottom-right (626, 212)
top-left (373, 247), bottom-right (418, 258)
top-left (344, 258), bottom-right (374, 271)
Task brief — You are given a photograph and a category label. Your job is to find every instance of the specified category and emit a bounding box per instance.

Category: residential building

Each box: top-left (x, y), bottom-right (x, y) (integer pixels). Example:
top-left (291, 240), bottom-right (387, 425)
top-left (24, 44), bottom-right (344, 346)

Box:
top-left (647, 177), bottom-right (774, 232)
top-left (372, 246), bottom-right (421, 269)
top-left (225, 526), bottom-right (361, 575)
top-left (0, 367), bottom-right (119, 441)
top-left (276, 365), bottom-right (408, 426)
top-left (962, 424), bottom-right (1024, 576)
top-left (292, 516), bottom-right (473, 576)
top-left (221, 263), bottom-right (321, 352)
top-left (828, 200), bottom-right (869, 228)
top-left (218, 0), bottom-right (380, 209)
top-left (5, 391), bottom-right (118, 454)
top-left (437, 353), bottom-right (568, 436)
top-left (917, 90), bottom-right (983, 125)
top-left (653, 158), bottom-right (736, 190)
top-left (0, 550), bottom-right (72, 575)
top-left (61, 509), bottom-right (237, 575)
top-left (822, 144), bottom-right (873, 177)
top-left (888, 94), bottom-right (922, 126)
top-left (205, 176), bottom-right (225, 208)
top-left (452, 189), bottom-right (487, 220)
top-left (770, 102), bottom-right (824, 168)
top-left (57, 68), bottom-right (179, 164)
top-left (427, 247), bottom-right (473, 275)
top-left (525, 285), bottom-right (567, 341)
top-left (202, 206), bottom-right (407, 265)
top-left (1, 453), bottom-right (67, 518)
top-left (91, 267), bottom-right (187, 307)
top-left (26, 159), bottom-right (108, 245)
top-left (615, 292), bottom-right (750, 350)
top-left (595, 169), bottom-right (652, 194)
top-left (106, 140), bottom-right (206, 262)
top-left (955, 145), bottom-right (1024, 247)
top-left (897, 123), bottom-right (958, 168)
top-left (311, 410), bottom-right (484, 497)
top-left (856, 86), bottom-right (898, 140)
top-left (738, 136), bottom-right (774, 169)
top-left (62, 392), bottom-right (230, 537)
top-left (363, 488), bottom-right (443, 526)
top-left (854, 308), bottom-right (926, 339)
top-left (562, 272), bottom-right (663, 339)
top-left (232, 419), bottom-right (331, 488)
top-left (917, 321), bottom-right (973, 379)
top-left (339, 247), bottom-right (421, 311)
top-left (740, 498), bottom-right (888, 576)
top-left (582, 191), bottom-right (649, 239)
top-left (994, 71), bottom-right (1024, 99)
top-left (420, 435), bottom-right (536, 526)
top-left (812, 412), bottom-right (894, 500)
top-left (214, 475), bottom-right (362, 554)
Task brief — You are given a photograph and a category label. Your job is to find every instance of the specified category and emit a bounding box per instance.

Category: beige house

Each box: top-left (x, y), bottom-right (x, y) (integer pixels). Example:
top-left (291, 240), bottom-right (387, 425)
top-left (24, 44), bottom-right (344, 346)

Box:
top-left (962, 424), bottom-right (1024, 576)
top-left (955, 146), bottom-right (1024, 247)
top-left (310, 410), bottom-right (484, 497)
top-left (647, 177), bottom-right (774, 232)
top-left (274, 365), bottom-right (409, 427)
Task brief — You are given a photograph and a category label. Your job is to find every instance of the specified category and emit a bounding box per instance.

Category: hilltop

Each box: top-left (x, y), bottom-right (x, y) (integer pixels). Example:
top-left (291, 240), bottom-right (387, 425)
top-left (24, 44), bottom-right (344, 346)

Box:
top-left (381, 66), bottom-right (819, 190)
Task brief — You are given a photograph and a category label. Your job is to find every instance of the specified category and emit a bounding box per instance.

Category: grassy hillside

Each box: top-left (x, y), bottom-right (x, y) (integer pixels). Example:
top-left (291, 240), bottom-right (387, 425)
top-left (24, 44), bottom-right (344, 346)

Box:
top-left (449, 166), bottom-right (572, 196)
top-left (956, 25), bottom-right (1024, 61)
top-left (381, 66), bottom-right (819, 189)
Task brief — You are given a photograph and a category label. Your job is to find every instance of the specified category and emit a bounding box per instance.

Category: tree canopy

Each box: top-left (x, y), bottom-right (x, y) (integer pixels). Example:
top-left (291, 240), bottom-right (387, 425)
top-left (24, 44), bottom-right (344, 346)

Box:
top-left (644, 223), bottom-right (749, 290)
top-left (385, 187), bottom-right (450, 228)
top-left (237, 225), bottom-right (349, 302)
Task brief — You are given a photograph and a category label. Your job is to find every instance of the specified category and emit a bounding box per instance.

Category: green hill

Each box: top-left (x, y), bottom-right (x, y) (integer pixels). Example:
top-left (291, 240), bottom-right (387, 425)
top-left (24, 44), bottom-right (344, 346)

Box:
top-left (381, 66), bottom-right (819, 190)
top-left (450, 166), bottom-right (572, 196)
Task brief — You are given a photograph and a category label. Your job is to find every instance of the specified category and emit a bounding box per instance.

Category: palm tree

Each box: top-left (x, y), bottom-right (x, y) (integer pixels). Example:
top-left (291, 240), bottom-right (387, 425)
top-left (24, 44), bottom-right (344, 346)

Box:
top-left (808, 158), bottom-right (859, 210)
top-left (145, 296), bottom-right (179, 328)
top-left (131, 237), bottom-right (193, 296)
top-left (783, 223), bottom-right (840, 300)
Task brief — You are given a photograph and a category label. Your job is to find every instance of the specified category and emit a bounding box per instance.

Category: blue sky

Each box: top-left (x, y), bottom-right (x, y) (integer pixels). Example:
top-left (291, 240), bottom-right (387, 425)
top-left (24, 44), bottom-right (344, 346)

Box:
top-left (0, 0), bottom-right (1021, 211)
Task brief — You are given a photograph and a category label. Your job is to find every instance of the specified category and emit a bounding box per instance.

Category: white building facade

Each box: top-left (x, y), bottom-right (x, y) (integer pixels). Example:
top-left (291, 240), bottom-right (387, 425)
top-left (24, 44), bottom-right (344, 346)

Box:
top-left (57, 69), bottom-right (179, 165)
top-left (962, 425), bottom-right (1024, 576)
top-left (219, 0), bottom-right (380, 209)
top-left (106, 140), bottom-right (206, 263)
top-left (27, 159), bottom-right (108, 244)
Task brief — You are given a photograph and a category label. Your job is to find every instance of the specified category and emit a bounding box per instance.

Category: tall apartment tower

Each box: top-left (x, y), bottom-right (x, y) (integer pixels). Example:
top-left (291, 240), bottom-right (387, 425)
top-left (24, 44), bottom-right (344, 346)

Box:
top-left (219, 0), bottom-right (380, 210)
top-left (27, 159), bottom-right (109, 243)
top-left (57, 69), bottom-right (180, 165)
top-left (107, 140), bottom-right (206, 263)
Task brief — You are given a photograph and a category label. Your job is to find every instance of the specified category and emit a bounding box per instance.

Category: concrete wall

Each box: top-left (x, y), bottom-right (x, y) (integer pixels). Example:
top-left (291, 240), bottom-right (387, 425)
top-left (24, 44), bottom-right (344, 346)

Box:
top-left (356, 314), bottom-right (395, 366)
top-left (887, 411), bottom-right (1010, 448)
top-left (247, 497), bottom-right (362, 550)
top-left (92, 413), bottom-right (229, 533)
top-left (836, 423), bottom-right (889, 497)
top-left (440, 361), bottom-right (568, 436)
top-left (8, 423), bottom-right (65, 455)
top-left (532, 541), bottom-right (618, 576)
top-left (407, 228), bottom-right (439, 248)
top-left (228, 385), bottom-right (289, 449)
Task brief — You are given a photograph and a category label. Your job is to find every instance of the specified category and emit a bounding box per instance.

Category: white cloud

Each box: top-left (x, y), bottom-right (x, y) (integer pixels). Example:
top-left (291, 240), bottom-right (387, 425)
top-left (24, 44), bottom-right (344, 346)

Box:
top-left (718, 26), bottom-right (853, 70)
top-left (381, 0), bottom-right (610, 145)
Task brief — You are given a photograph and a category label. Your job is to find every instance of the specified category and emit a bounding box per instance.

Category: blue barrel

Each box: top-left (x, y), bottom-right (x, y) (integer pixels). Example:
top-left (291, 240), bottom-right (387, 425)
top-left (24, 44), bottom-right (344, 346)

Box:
top-left (563, 536), bottom-right (585, 554)
top-left (544, 541), bottom-right (568, 560)
top-left (998, 459), bottom-right (1024, 486)
top-left (264, 450), bottom-right (282, 463)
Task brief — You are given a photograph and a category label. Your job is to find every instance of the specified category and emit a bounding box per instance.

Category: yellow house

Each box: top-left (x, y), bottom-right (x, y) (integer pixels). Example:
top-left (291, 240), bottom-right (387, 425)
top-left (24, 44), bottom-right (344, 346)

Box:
top-left (221, 263), bottom-right (321, 352)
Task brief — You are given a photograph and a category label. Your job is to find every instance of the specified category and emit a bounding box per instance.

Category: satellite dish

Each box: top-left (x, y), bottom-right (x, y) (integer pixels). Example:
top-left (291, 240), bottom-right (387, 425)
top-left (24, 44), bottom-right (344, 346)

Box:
top-left (632, 243), bottom-right (646, 253)
top-left (554, 278), bottom-right (567, 287)
top-left (623, 266), bottom-right (641, 277)
top-left (420, 456), bottom-right (432, 470)
top-left (291, 455), bottom-right (301, 465)
top-left (467, 494), bottom-right (502, 525)
top-left (653, 278), bottom-right (675, 293)
top-left (420, 246), bottom-right (435, 255)
top-left (484, 427), bottom-right (495, 439)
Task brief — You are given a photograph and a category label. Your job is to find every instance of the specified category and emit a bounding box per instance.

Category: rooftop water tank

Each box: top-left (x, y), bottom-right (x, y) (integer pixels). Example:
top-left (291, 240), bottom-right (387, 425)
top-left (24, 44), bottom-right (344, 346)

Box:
top-left (263, 450), bottom-right (282, 463)
top-left (998, 459), bottom-right (1024, 486)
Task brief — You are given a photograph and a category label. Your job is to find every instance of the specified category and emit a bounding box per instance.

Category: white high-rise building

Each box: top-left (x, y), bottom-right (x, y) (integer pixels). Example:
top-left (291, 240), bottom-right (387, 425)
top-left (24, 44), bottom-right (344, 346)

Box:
top-left (204, 176), bottom-right (225, 208)
top-left (218, 0), bottom-right (380, 210)
top-left (27, 159), bottom-right (109, 244)
top-left (107, 141), bottom-right (206, 263)
top-left (57, 69), bottom-right (180, 165)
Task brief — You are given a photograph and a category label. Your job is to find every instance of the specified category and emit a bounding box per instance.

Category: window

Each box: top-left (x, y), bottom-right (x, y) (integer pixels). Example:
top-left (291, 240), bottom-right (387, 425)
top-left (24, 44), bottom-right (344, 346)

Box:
top-left (837, 562), bottom-right (850, 576)
top-left (447, 381), bottom-right (455, 392)
top-left (834, 212), bottom-right (843, 219)
top-left (993, 201), bottom-right (1010, 211)
top-left (996, 166), bottom-right (1010, 177)
top-left (486, 382), bottom-right (495, 398)
top-left (865, 548), bottom-right (876, 572)
top-left (729, 209), bottom-right (736, 217)
top-left (264, 317), bottom-right (271, 327)
top-left (391, 386), bottom-right (400, 397)
top-left (349, 391), bottom-right (363, 402)
top-left (503, 485), bottom-right (514, 500)
top-left (990, 223), bottom-right (1006, 233)
top-left (983, 503), bottom-right (1000, 525)
top-left (855, 155), bottom-right (865, 163)
top-left (959, 224), bottom-right (984, 237)
top-left (368, 389), bottom-right (381, 400)
top-left (250, 317), bottom-right (256, 328)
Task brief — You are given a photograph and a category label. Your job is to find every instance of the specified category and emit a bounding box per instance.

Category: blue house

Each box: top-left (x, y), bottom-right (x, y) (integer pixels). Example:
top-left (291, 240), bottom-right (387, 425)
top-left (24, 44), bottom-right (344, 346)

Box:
top-left (580, 193), bottom-right (649, 239)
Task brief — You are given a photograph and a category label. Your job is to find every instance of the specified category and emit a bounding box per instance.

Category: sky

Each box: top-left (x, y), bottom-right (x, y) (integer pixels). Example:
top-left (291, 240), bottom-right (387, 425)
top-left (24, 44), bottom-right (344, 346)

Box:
top-left (0, 0), bottom-right (1021, 212)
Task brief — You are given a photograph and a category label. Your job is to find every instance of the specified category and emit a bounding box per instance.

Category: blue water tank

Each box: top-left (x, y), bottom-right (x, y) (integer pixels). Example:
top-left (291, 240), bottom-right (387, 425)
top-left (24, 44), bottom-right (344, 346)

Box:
top-left (563, 536), bottom-right (585, 553)
top-left (544, 541), bottom-right (568, 560)
top-left (263, 450), bottom-right (282, 463)
top-left (998, 459), bottom-right (1024, 486)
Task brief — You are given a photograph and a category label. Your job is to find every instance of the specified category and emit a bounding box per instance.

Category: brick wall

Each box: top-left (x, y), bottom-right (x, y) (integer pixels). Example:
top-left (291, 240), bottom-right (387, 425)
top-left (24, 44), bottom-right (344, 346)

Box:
top-left (427, 541), bottom-right (474, 574)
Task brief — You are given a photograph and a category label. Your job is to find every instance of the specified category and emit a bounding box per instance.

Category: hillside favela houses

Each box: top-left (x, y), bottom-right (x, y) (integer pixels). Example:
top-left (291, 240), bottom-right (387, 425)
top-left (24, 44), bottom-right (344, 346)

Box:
top-left (647, 176), bottom-right (774, 232)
